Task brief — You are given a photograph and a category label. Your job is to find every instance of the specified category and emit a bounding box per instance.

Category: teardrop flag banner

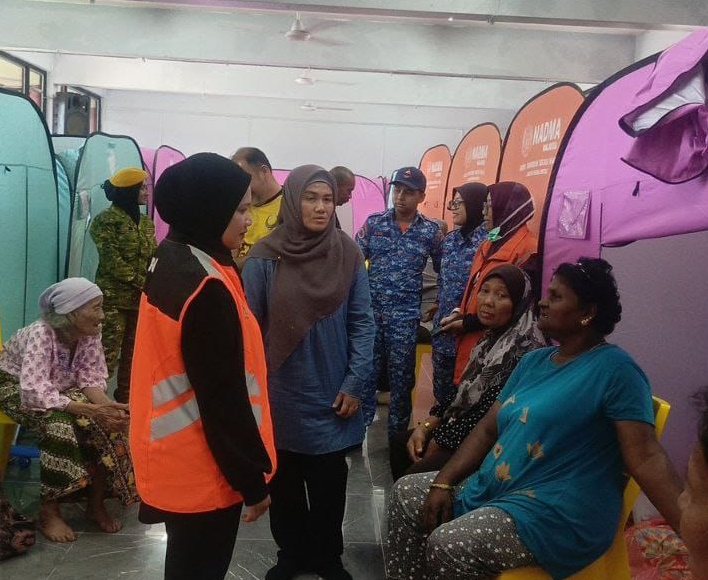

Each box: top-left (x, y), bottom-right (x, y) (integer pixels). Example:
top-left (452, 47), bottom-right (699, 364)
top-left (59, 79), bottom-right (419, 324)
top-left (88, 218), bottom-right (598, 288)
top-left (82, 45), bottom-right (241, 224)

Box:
top-left (498, 83), bottom-right (585, 237)
top-left (418, 144), bottom-right (452, 223)
top-left (445, 123), bottom-right (502, 230)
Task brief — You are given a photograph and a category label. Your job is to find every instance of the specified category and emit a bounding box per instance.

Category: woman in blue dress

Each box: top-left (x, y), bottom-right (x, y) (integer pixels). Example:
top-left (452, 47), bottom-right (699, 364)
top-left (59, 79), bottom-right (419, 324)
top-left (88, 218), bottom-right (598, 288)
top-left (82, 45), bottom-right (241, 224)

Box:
top-left (387, 257), bottom-right (683, 580)
top-left (243, 165), bottom-right (375, 580)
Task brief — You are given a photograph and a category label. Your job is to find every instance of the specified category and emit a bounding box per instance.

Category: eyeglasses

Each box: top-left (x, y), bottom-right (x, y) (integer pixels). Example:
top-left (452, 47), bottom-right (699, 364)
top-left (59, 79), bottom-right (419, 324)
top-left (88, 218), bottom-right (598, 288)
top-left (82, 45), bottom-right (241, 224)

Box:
top-left (446, 199), bottom-right (462, 211)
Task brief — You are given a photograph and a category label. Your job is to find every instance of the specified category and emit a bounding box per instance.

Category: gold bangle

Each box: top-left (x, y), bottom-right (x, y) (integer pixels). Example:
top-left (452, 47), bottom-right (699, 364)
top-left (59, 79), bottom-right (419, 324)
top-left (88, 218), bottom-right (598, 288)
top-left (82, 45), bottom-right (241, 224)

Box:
top-left (430, 482), bottom-right (455, 492)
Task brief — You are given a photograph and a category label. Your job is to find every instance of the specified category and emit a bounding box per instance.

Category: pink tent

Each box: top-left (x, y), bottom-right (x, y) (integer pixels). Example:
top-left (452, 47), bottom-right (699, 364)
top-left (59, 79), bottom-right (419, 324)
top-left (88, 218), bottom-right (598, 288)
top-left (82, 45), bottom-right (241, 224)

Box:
top-left (539, 28), bottom-right (708, 477)
top-left (272, 169), bottom-right (385, 236)
top-left (141, 145), bottom-right (186, 242)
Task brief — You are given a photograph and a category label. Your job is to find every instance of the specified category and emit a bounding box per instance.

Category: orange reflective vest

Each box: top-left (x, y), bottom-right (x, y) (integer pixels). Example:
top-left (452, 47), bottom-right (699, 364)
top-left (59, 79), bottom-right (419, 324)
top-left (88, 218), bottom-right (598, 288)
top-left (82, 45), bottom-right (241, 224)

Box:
top-left (130, 243), bottom-right (276, 513)
top-left (453, 225), bottom-right (538, 383)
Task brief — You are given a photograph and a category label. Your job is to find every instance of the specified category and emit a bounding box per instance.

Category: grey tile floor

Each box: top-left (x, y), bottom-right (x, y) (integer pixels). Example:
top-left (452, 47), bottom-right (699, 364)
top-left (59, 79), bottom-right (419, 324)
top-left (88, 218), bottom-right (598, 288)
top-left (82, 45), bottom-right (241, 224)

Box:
top-left (1, 406), bottom-right (394, 579)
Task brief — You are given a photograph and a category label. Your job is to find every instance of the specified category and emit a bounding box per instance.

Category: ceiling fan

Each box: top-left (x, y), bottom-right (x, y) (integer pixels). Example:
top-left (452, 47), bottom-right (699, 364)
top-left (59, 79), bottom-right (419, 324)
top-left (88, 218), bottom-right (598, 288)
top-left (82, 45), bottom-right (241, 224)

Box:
top-left (300, 101), bottom-right (354, 112)
top-left (284, 12), bottom-right (346, 46)
top-left (285, 12), bottom-right (311, 41)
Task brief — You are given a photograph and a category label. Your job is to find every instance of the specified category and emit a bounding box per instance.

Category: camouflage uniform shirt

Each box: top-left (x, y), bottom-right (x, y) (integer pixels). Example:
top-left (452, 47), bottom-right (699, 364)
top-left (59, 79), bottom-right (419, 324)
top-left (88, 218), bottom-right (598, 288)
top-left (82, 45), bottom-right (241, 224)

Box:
top-left (90, 205), bottom-right (157, 310)
top-left (356, 208), bottom-right (443, 320)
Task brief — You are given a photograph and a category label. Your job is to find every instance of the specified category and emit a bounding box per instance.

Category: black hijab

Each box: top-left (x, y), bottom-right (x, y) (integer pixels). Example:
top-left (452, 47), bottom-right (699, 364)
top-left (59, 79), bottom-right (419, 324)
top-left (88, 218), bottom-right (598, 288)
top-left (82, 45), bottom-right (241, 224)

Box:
top-left (154, 152), bottom-right (251, 263)
top-left (103, 181), bottom-right (141, 225)
top-left (453, 182), bottom-right (488, 236)
top-left (488, 181), bottom-right (534, 254)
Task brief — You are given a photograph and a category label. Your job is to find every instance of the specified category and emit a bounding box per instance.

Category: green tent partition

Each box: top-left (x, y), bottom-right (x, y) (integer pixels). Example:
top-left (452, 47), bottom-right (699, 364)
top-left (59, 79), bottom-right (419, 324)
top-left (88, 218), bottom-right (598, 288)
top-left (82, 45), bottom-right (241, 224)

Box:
top-left (54, 157), bottom-right (72, 278)
top-left (53, 135), bottom-right (85, 194)
top-left (66, 132), bottom-right (143, 281)
top-left (52, 136), bottom-right (87, 278)
top-left (0, 89), bottom-right (60, 338)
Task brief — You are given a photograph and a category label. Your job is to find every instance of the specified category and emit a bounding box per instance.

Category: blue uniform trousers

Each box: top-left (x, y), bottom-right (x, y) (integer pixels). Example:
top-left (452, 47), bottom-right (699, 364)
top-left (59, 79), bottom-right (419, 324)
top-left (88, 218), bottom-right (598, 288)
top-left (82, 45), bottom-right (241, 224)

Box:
top-left (363, 312), bottom-right (419, 437)
top-left (431, 342), bottom-right (456, 405)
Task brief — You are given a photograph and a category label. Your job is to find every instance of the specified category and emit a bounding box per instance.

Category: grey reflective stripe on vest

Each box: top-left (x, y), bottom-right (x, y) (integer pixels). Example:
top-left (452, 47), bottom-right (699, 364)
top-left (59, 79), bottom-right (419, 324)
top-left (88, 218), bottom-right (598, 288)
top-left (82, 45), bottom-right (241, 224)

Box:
top-left (151, 374), bottom-right (199, 441)
top-left (245, 371), bottom-right (263, 426)
top-left (245, 371), bottom-right (260, 396)
top-left (252, 404), bottom-right (262, 427)
top-left (146, 248), bottom-right (264, 437)
top-left (152, 374), bottom-right (192, 407)
top-left (189, 245), bottom-right (222, 279)
top-left (151, 397), bottom-right (200, 441)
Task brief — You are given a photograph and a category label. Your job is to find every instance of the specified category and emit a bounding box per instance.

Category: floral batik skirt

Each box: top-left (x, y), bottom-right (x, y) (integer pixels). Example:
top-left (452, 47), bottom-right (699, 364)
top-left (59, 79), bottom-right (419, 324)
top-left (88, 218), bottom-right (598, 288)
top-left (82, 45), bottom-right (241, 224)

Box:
top-left (0, 370), bottom-right (138, 505)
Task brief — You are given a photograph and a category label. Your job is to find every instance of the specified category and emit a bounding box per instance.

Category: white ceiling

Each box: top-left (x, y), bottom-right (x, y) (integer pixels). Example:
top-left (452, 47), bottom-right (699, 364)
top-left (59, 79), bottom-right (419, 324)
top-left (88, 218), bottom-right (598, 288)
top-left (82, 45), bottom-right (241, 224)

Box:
top-left (1, 0), bottom-right (706, 118)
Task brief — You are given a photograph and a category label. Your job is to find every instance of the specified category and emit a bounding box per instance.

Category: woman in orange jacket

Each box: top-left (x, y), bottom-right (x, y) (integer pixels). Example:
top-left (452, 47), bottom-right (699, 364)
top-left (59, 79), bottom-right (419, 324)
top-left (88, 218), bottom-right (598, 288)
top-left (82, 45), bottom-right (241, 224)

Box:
top-left (439, 181), bottom-right (538, 384)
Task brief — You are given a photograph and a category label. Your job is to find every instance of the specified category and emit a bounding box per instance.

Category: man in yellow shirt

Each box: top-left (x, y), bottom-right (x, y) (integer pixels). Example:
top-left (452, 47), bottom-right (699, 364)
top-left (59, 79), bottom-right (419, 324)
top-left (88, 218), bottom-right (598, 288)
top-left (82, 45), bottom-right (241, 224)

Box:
top-left (231, 147), bottom-right (283, 266)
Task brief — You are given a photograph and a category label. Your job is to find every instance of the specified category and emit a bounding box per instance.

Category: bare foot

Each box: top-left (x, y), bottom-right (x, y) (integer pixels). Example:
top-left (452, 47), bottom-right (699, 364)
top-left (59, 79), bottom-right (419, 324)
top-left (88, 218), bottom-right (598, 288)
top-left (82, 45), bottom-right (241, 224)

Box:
top-left (39, 503), bottom-right (77, 543)
top-left (86, 502), bottom-right (122, 533)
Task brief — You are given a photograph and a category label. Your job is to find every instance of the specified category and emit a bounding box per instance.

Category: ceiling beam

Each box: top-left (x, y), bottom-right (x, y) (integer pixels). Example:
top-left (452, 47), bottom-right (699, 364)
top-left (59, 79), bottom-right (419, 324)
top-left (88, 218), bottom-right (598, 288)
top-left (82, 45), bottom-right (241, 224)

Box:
top-left (63, 0), bottom-right (708, 29)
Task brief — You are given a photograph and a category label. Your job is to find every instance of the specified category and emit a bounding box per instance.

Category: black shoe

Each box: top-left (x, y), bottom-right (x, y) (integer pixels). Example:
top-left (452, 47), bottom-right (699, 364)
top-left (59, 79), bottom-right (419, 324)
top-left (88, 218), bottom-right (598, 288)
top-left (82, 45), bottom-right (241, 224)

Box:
top-left (265, 559), bottom-right (301, 580)
top-left (315, 563), bottom-right (353, 580)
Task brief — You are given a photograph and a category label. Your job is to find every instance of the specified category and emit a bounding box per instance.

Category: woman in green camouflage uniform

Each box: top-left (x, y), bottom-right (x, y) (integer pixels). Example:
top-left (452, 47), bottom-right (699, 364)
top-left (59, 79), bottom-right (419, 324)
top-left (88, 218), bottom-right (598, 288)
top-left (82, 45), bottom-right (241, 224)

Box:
top-left (90, 167), bottom-right (156, 403)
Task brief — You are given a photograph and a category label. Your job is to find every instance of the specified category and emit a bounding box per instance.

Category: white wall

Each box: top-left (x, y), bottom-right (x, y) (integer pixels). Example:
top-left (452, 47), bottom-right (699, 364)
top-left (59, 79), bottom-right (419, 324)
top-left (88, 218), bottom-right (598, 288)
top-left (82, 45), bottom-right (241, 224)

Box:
top-left (634, 30), bottom-right (693, 61)
top-left (102, 90), bottom-right (514, 178)
top-left (604, 230), bottom-right (708, 518)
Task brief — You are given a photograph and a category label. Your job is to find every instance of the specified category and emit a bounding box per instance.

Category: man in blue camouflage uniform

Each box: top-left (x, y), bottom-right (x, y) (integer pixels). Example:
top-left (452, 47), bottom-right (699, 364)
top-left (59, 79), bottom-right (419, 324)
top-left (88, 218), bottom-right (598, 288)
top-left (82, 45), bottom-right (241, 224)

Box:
top-left (356, 167), bottom-right (443, 437)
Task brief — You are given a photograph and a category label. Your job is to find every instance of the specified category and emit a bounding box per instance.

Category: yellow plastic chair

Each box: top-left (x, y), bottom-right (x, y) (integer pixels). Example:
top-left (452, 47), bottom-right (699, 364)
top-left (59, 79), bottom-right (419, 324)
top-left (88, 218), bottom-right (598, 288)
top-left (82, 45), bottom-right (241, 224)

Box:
top-left (415, 343), bottom-right (432, 384)
top-left (498, 396), bottom-right (671, 580)
top-left (411, 343), bottom-right (433, 408)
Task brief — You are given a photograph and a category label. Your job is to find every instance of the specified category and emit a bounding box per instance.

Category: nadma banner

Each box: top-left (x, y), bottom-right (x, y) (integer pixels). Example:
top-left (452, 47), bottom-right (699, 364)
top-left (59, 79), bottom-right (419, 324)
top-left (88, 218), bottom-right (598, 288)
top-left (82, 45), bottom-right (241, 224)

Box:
top-left (445, 123), bottom-right (502, 229)
top-left (498, 83), bottom-right (585, 237)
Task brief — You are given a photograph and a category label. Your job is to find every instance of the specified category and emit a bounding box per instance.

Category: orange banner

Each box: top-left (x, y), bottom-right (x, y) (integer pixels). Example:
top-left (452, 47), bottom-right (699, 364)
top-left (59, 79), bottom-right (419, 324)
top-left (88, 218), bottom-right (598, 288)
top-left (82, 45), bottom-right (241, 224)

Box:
top-left (445, 123), bottom-right (502, 230)
top-left (418, 144), bottom-right (452, 222)
top-left (498, 84), bottom-right (584, 237)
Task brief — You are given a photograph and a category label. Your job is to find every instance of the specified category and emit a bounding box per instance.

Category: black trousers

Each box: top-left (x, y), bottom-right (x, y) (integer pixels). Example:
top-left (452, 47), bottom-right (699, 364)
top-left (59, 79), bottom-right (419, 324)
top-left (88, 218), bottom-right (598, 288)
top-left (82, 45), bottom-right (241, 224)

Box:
top-left (163, 504), bottom-right (243, 580)
top-left (269, 448), bottom-right (349, 569)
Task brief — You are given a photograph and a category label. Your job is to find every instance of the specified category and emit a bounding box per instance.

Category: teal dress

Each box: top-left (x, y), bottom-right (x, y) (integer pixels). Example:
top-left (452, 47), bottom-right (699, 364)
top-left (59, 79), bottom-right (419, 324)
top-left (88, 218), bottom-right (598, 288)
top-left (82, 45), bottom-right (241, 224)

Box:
top-left (453, 344), bottom-right (654, 579)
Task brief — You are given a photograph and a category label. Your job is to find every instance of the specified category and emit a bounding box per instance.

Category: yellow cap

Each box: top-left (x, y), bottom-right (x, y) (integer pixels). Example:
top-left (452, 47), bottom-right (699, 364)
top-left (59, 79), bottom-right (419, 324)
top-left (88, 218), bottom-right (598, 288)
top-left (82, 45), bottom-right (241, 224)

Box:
top-left (109, 167), bottom-right (148, 188)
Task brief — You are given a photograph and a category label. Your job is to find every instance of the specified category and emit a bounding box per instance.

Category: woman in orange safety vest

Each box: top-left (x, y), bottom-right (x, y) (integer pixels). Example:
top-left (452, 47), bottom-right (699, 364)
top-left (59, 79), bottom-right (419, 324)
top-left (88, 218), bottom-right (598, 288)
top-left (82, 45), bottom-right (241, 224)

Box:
top-left (130, 153), bottom-right (276, 580)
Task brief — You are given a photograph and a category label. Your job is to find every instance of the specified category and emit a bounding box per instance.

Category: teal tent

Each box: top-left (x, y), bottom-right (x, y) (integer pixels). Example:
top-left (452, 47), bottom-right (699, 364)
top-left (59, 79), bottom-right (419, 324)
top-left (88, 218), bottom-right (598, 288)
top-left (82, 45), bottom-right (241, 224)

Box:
top-left (66, 133), bottom-right (143, 281)
top-left (0, 89), bottom-right (60, 337)
top-left (54, 157), bottom-right (72, 278)
top-left (52, 136), bottom-right (87, 277)
top-left (53, 135), bottom-right (85, 193)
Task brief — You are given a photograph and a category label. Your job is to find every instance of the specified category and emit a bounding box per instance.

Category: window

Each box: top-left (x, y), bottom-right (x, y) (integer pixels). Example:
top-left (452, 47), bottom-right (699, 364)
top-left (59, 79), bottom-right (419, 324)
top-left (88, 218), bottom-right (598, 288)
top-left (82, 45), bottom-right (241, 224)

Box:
top-left (0, 51), bottom-right (46, 112)
top-left (56, 85), bottom-right (102, 134)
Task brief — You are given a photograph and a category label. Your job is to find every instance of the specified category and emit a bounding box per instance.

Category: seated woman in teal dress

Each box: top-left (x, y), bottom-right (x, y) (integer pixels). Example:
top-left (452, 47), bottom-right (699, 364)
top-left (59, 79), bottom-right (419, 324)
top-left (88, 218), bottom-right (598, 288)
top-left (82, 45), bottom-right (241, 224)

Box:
top-left (387, 257), bottom-right (684, 580)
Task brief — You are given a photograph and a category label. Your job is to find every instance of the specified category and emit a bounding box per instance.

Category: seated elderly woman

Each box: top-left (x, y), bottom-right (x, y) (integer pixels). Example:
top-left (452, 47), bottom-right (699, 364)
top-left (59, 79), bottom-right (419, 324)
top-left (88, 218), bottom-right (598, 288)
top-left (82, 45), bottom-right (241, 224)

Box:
top-left (389, 264), bottom-right (546, 481)
top-left (387, 257), bottom-right (684, 580)
top-left (0, 278), bottom-right (137, 543)
top-left (680, 388), bottom-right (708, 580)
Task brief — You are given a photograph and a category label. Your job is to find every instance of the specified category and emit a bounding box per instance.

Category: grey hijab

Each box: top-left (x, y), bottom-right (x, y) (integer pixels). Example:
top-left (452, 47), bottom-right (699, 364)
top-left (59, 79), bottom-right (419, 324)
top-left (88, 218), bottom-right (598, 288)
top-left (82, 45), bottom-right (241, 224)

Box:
top-left (248, 164), bottom-right (363, 371)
